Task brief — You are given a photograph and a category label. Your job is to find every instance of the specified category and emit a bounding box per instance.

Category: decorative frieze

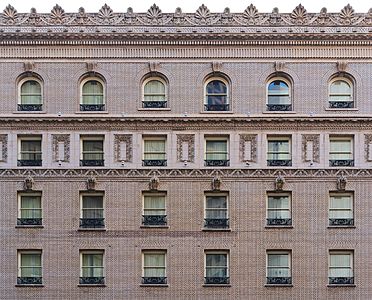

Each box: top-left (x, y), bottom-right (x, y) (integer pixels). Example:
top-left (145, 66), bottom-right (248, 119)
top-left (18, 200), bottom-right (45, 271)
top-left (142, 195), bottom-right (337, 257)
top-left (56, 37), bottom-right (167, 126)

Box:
top-left (239, 134), bottom-right (257, 163)
top-left (52, 134), bottom-right (70, 162)
top-left (302, 134), bottom-right (320, 163)
top-left (0, 134), bottom-right (7, 162)
top-left (114, 134), bottom-right (133, 162)
top-left (176, 134), bottom-right (195, 162)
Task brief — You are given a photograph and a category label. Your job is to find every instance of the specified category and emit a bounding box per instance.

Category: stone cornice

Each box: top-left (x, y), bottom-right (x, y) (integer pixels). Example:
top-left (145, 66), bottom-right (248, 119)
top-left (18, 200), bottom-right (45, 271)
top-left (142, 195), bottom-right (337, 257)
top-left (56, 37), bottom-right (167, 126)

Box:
top-left (0, 4), bottom-right (371, 43)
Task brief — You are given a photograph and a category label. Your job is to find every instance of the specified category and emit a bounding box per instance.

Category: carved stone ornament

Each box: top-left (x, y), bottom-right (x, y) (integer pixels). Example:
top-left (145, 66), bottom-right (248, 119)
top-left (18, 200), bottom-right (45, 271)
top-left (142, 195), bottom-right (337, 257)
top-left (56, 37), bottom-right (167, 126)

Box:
top-left (365, 134), bottom-right (372, 161)
top-left (176, 134), bottom-right (195, 162)
top-left (98, 4), bottom-right (114, 22)
top-left (337, 61), bottom-right (348, 72)
top-left (0, 134), bottom-right (8, 162)
top-left (212, 61), bottom-right (223, 73)
top-left (239, 134), bottom-right (257, 162)
top-left (274, 61), bottom-right (286, 72)
top-left (52, 134), bottom-right (70, 162)
top-left (211, 176), bottom-right (222, 191)
top-left (87, 176), bottom-right (97, 191)
top-left (195, 4), bottom-right (211, 21)
top-left (243, 4), bottom-right (259, 20)
top-left (275, 175), bottom-right (285, 191)
top-left (149, 175), bottom-right (160, 191)
top-left (340, 4), bottom-right (355, 20)
top-left (337, 175), bottom-right (347, 191)
top-left (147, 4), bottom-right (162, 20)
top-left (291, 4), bottom-right (307, 23)
top-left (24, 176), bottom-right (34, 191)
top-left (114, 134), bottom-right (133, 162)
top-left (50, 4), bottom-right (65, 24)
top-left (148, 61), bottom-right (161, 73)
top-left (3, 4), bottom-right (18, 23)
top-left (301, 134), bottom-right (320, 163)
top-left (23, 61), bottom-right (35, 72)
top-left (86, 61), bottom-right (97, 72)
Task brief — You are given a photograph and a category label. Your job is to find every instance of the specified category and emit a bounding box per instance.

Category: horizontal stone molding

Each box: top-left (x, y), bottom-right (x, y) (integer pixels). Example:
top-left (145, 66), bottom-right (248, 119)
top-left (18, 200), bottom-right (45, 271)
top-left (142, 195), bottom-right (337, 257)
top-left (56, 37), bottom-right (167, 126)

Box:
top-left (0, 168), bottom-right (370, 179)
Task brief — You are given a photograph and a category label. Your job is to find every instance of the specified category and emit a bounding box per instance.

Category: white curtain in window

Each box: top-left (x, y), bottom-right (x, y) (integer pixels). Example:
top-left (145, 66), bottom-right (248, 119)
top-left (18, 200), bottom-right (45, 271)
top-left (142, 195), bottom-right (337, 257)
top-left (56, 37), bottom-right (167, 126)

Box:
top-left (144, 196), bottom-right (165, 215)
top-left (206, 141), bottom-right (227, 160)
top-left (144, 80), bottom-right (165, 101)
top-left (21, 196), bottom-right (41, 218)
top-left (82, 196), bottom-right (103, 218)
top-left (144, 253), bottom-right (165, 277)
top-left (330, 140), bottom-right (352, 160)
top-left (206, 254), bottom-right (227, 277)
top-left (144, 140), bottom-right (165, 160)
top-left (268, 254), bottom-right (290, 277)
top-left (82, 254), bottom-right (103, 277)
top-left (206, 196), bottom-right (227, 219)
top-left (329, 254), bottom-right (352, 277)
top-left (268, 81), bottom-right (290, 104)
top-left (268, 141), bottom-right (290, 160)
top-left (20, 141), bottom-right (41, 160)
top-left (21, 80), bottom-right (42, 104)
top-left (82, 80), bottom-right (104, 104)
top-left (330, 196), bottom-right (352, 218)
top-left (21, 253), bottom-right (41, 277)
top-left (330, 81), bottom-right (352, 102)
top-left (83, 141), bottom-right (103, 160)
top-left (268, 196), bottom-right (290, 219)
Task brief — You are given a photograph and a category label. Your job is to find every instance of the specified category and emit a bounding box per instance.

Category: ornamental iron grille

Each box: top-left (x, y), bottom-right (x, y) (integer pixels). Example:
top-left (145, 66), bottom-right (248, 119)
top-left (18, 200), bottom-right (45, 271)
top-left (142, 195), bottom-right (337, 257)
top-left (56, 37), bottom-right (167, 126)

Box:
top-left (266, 277), bottom-right (292, 284)
top-left (80, 159), bottom-right (104, 166)
top-left (142, 215), bottom-right (167, 226)
top-left (266, 104), bottom-right (292, 111)
top-left (18, 104), bottom-right (43, 111)
top-left (142, 101), bottom-right (167, 108)
top-left (79, 277), bottom-right (105, 284)
top-left (267, 218), bottom-right (292, 226)
top-left (204, 218), bottom-right (229, 228)
top-left (204, 277), bottom-right (230, 284)
top-left (143, 159), bottom-right (167, 167)
top-left (329, 218), bottom-right (354, 226)
top-left (80, 104), bottom-right (105, 111)
top-left (80, 218), bottom-right (105, 228)
top-left (329, 101), bottom-right (354, 109)
top-left (329, 160), bottom-right (354, 167)
top-left (329, 277), bottom-right (354, 285)
top-left (17, 218), bottom-right (42, 226)
top-left (204, 104), bottom-right (230, 111)
top-left (17, 277), bottom-right (42, 285)
top-left (142, 277), bottom-right (167, 284)
top-left (267, 159), bottom-right (292, 167)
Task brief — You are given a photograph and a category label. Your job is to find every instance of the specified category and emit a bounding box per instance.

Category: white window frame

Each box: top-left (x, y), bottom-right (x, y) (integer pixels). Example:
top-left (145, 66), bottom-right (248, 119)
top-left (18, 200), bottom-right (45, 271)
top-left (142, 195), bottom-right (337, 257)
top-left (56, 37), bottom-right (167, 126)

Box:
top-left (204, 250), bottom-right (229, 278)
top-left (79, 250), bottom-right (105, 278)
top-left (142, 77), bottom-right (167, 103)
top-left (18, 77), bottom-right (43, 105)
top-left (266, 77), bottom-right (291, 105)
top-left (328, 250), bottom-right (354, 279)
top-left (142, 136), bottom-right (167, 161)
top-left (267, 136), bottom-right (291, 162)
top-left (17, 135), bottom-right (42, 161)
top-left (80, 192), bottom-right (105, 219)
top-left (266, 193), bottom-right (291, 221)
top-left (17, 250), bottom-right (42, 278)
top-left (329, 77), bottom-right (353, 104)
top-left (18, 192), bottom-right (42, 220)
top-left (80, 77), bottom-right (105, 105)
top-left (329, 193), bottom-right (354, 222)
top-left (142, 250), bottom-right (167, 278)
top-left (204, 77), bottom-right (229, 107)
top-left (204, 136), bottom-right (229, 161)
top-left (266, 250), bottom-right (291, 279)
top-left (329, 136), bottom-right (354, 161)
top-left (204, 193), bottom-right (229, 220)
top-left (80, 135), bottom-right (105, 161)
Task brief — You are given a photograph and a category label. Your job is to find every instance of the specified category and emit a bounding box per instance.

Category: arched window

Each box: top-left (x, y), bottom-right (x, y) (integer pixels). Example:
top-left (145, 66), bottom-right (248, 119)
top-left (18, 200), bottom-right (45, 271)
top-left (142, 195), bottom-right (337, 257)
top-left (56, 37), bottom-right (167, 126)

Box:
top-left (18, 78), bottom-right (43, 111)
top-left (267, 78), bottom-right (292, 111)
top-left (142, 78), bottom-right (167, 108)
top-left (80, 78), bottom-right (105, 111)
top-left (329, 78), bottom-right (353, 108)
top-left (204, 78), bottom-right (229, 111)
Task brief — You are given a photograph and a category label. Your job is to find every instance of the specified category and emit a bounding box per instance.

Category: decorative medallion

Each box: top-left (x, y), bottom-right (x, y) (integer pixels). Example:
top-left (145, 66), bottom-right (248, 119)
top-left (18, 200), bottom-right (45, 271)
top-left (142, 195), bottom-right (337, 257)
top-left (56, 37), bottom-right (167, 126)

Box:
top-left (149, 175), bottom-right (160, 191)
top-left (50, 4), bottom-right (66, 24)
top-left (3, 5), bottom-right (18, 24)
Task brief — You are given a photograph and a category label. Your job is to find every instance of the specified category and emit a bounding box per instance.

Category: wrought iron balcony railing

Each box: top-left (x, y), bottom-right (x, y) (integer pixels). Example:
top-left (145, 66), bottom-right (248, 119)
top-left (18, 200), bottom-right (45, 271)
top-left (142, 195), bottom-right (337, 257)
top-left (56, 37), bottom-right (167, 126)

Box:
top-left (329, 101), bottom-right (354, 109)
top-left (142, 277), bottom-right (167, 284)
top-left (204, 277), bottom-right (230, 284)
top-left (80, 218), bottom-right (105, 229)
top-left (329, 218), bottom-right (354, 226)
top-left (142, 101), bottom-right (167, 108)
top-left (80, 104), bottom-right (105, 111)
top-left (329, 277), bottom-right (354, 285)
top-left (17, 218), bottom-right (42, 226)
top-left (267, 159), bottom-right (292, 167)
top-left (80, 159), bottom-right (104, 167)
top-left (204, 104), bottom-right (230, 111)
top-left (266, 104), bottom-right (292, 111)
top-left (142, 215), bottom-right (167, 226)
top-left (17, 277), bottom-right (42, 285)
top-left (267, 218), bottom-right (292, 226)
top-left (205, 160), bottom-right (230, 167)
top-left (142, 159), bottom-right (167, 167)
top-left (17, 159), bottom-right (42, 167)
top-left (79, 277), bottom-right (105, 285)
top-left (17, 104), bottom-right (43, 111)
top-left (266, 277), bottom-right (292, 284)
top-left (329, 159), bottom-right (354, 167)
top-left (204, 218), bottom-right (229, 229)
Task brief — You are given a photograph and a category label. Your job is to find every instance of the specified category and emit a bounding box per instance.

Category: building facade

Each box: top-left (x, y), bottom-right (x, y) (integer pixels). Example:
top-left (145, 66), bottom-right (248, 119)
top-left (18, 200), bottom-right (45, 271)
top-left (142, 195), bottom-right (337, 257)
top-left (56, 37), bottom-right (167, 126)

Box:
top-left (0, 3), bottom-right (372, 299)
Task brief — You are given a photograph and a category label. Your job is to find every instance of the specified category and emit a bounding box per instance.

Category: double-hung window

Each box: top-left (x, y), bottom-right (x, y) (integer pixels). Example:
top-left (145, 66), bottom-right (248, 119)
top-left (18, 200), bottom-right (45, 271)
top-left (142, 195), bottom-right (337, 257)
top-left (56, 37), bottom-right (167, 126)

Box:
top-left (143, 137), bottom-right (167, 167)
top-left (329, 78), bottom-right (353, 109)
top-left (329, 193), bottom-right (354, 226)
top-left (267, 79), bottom-right (292, 111)
top-left (204, 79), bottom-right (229, 111)
top-left (143, 79), bottom-right (167, 108)
top-left (17, 250), bottom-right (42, 285)
top-left (142, 193), bottom-right (167, 226)
top-left (80, 194), bottom-right (105, 229)
top-left (266, 251), bottom-right (292, 285)
top-left (142, 251), bottom-right (167, 285)
top-left (18, 79), bottom-right (43, 111)
top-left (267, 137), bottom-right (291, 166)
top-left (205, 138), bottom-right (229, 167)
top-left (329, 137), bottom-right (354, 167)
top-left (80, 79), bottom-right (105, 111)
top-left (18, 136), bottom-right (42, 167)
top-left (267, 194), bottom-right (292, 226)
top-left (329, 251), bottom-right (354, 285)
top-left (204, 194), bottom-right (228, 229)
top-left (80, 251), bottom-right (105, 285)
top-left (17, 193), bottom-right (42, 226)
top-left (204, 251), bottom-right (229, 285)
top-left (80, 136), bottom-right (104, 167)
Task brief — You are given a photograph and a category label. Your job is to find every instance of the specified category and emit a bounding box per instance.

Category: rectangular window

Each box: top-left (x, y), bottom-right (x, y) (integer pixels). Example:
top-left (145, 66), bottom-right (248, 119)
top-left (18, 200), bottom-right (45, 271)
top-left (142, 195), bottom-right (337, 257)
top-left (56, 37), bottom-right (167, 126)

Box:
top-left (266, 251), bottom-right (292, 285)
top-left (142, 193), bottom-right (166, 226)
top-left (80, 136), bottom-right (104, 167)
top-left (143, 137), bottom-right (167, 167)
top-left (205, 138), bottom-right (229, 167)
top-left (80, 194), bottom-right (105, 229)
top-left (142, 251), bottom-right (167, 284)
top-left (80, 251), bottom-right (105, 285)
top-left (329, 193), bottom-right (354, 226)
top-left (204, 194), bottom-right (229, 229)
top-left (17, 250), bottom-right (42, 285)
top-left (329, 251), bottom-right (354, 285)
top-left (18, 136), bottom-right (42, 167)
top-left (267, 137), bottom-right (291, 166)
top-left (329, 137), bottom-right (354, 167)
top-left (204, 251), bottom-right (229, 285)
top-left (267, 193), bottom-right (292, 226)
top-left (17, 193), bottom-right (42, 226)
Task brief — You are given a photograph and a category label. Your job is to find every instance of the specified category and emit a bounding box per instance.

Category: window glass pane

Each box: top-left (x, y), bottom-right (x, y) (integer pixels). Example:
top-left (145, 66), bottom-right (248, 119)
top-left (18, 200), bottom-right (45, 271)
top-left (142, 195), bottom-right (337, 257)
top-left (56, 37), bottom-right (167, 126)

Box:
top-left (144, 253), bottom-right (166, 277)
top-left (268, 80), bottom-right (290, 104)
top-left (330, 196), bottom-right (351, 209)
top-left (83, 140), bottom-right (104, 160)
top-left (82, 196), bottom-right (103, 218)
top-left (206, 253), bottom-right (227, 277)
top-left (268, 254), bottom-right (289, 267)
top-left (330, 140), bottom-right (351, 152)
top-left (21, 80), bottom-right (42, 104)
top-left (144, 195), bottom-right (166, 215)
top-left (82, 253), bottom-right (103, 277)
top-left (206, 141), bottom-right (228, 160)
top-left (144, 80), bottom-right (166, 102)
top-left (206, 196), bottom-right (227, 209)
top-left (330, 80), bottom-right (351, 94)
top-left (21, 253), bottom-right (41, 277)
top-left (82, 80), bottom-right (104, 104)
top-left (144, 140), bottom-right (166, 160)
top-left (21, 195), bottom-right (41, 218)
top-left (206, 81), bottom-right (227, 94)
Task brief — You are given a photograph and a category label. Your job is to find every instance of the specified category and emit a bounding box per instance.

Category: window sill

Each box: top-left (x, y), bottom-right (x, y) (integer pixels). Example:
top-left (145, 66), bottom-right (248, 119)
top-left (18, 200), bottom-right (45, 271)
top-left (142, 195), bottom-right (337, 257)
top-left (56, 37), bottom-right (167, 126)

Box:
top-left (78, 284), bottom-right (106, 287)
top-left (325, 108), bottom-right (358, 111)
top-left (327, 226), bottom-right (356, 229)
top-left (15, 284), bottom-right (44, 287)
top-left (202, 284), bottom-right (231, 287)
top-left (75, 111), bottom-right (108, 114)
top-left (138, 108), bottom-right (171, 111)
top-left (140, 225), bottom-right (169, 229)
top-left (13, 111), bottom-right (46, 114)
top-left (200, 111), bottom-right (234, 114)
top-left (202, 228), bottom-right (231, 232)
top-left (140, 284), bottom-right (169, 287)
top-left (262, 111), bottom-right (296, 114)
top-left (327, 284), bottom-right (356, 287)
top-left (265, 225), bottom-right (293, 229)
top-left (77, 228), bottom-right (107, 231)
top-left (15, 225), bottom-right (44, 228)
top-left (265, 284), bottom-right (293, 287)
